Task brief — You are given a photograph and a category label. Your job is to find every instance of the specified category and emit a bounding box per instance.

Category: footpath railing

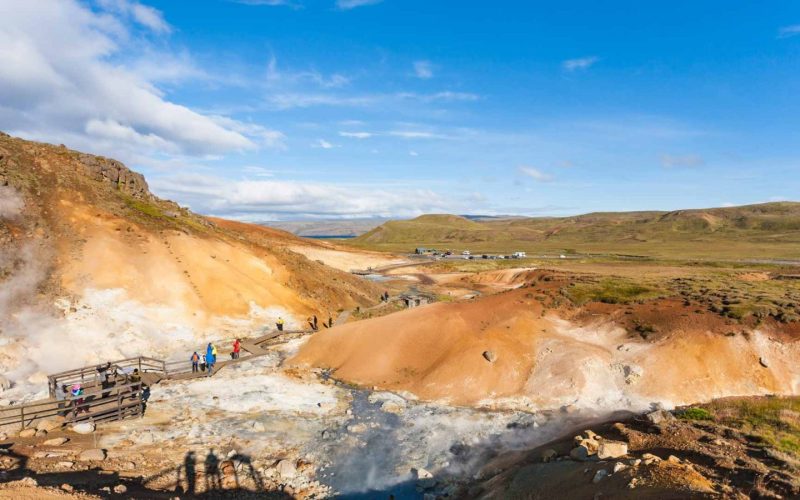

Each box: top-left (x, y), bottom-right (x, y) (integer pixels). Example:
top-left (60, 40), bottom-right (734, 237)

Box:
top-left (0, 380), bottom-right (144, 432)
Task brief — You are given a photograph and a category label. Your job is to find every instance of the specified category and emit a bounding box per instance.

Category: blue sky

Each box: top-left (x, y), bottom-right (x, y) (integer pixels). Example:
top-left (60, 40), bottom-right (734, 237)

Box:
top-left (1, 0), bottom-right (799, 220)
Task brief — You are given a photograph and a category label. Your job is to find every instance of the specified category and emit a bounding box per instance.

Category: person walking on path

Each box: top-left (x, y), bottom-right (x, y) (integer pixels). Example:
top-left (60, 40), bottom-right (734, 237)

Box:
top-left (206, 343), bottom-right (216, 376)
top-left (191, 351), bottom-right (200, 372)
top-left (276, 317), bottom-right (285, 331)
top-left (328, 313), bottom-right (333, 328)
top-left (312, 315), bottom-right (318, 331)
top-left (232, 339), bottom-right (241, 360)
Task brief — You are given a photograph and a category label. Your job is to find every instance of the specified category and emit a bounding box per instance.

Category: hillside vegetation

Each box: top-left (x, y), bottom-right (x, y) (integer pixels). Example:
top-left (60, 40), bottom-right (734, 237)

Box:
top-left (347, 205), bottom-right (800, 259)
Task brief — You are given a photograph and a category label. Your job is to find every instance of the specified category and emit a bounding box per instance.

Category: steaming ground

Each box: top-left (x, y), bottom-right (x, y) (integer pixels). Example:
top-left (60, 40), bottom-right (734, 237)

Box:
top-left (88, 338), bottom-right (621, 497)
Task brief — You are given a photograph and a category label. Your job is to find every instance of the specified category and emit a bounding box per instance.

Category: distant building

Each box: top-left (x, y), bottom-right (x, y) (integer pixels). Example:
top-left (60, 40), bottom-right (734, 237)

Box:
top-left (399, 291), bottom-right (436, 308)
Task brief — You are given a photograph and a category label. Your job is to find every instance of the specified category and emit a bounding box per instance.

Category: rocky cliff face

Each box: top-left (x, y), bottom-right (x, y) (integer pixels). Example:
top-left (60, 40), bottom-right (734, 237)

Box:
top-left (75, 153), bottom-right (152, 200)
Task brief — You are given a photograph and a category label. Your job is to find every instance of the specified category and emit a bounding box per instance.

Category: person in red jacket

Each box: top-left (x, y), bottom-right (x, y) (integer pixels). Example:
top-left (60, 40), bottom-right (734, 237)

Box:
top-left (232, 339), bottom-right (241, 360)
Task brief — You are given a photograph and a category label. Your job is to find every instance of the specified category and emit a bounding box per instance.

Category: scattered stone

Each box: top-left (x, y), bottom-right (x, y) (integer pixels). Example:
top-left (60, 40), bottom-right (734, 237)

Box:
top-left (541, 449), bottom-right (558, 463)
top-left (347, 423), bottom-right (368, 433)
top-left (0, 432), bottom-right (7, 441)
top-left (597, 440), bottom-right (628, 459)
top-left (78, 448), bottom-right (106, 461)
top-left (221, 460), bottom-right (236, 477)
top-left (628, 478), bottom-right (639, 489)
top-left (71, 422), bottom-right (95, 434)
top-left (18, 428), bottom-right (36, 438)
top-left (570, 446), bottom-right (590, 462)
top-left (667, 455), bottom-right (681, 464)
top-left (61, 483), bottom-right (74, 492)
top-left (612, 462), bottom-right (628, 474)
top-left (276, 459), bottom-right (297, 479)
top-left (628, 458), bottom-right (642, 467)
top-left (582, 438), bottom-right (600, 455)
top-left (482, 351), bottom-right (497, 363)
top-left (759, 357), bottom-right (769, 368)
top-left (252, 421), bottom-right (266, 433)
top-left (642, 453), bottom-right (662, 465)
top-left (57, 461), bottom-right (74, 468)
top-left (36, 417), bottom-right (62, 432)
top-left (645, 409), bottom-right (675, 425)
top-left (584, 430), bottom-right (599, 440)
top-left (113, 484), bottom-right (127, 494)
top-left (414, 467), bottom-right (434, 480)
top-left (592, 469), bottom-right (608, 483)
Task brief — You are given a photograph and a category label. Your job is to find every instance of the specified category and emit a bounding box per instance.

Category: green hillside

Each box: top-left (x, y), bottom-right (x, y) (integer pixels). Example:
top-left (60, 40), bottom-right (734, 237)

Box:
top-left (345, 203), bottom-right (800, 259)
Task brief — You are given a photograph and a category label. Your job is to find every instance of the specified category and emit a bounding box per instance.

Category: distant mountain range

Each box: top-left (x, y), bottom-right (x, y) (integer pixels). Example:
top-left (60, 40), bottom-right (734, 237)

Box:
top-left (343, 204), bottom-right (800, 260)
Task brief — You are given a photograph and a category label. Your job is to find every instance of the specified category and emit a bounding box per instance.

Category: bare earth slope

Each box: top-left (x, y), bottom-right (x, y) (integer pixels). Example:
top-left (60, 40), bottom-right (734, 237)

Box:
top-left (291, 271), bottom-right (800, 410)
top-left (0, 132), bottom-right (379, 394)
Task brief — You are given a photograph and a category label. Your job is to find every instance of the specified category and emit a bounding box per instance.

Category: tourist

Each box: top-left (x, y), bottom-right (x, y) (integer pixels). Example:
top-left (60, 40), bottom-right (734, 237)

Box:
top-left (191, 351), bottom-right (200, 372)
top-left (312, 315), bottom-right (318, 331)
top-left (232, 339), bottom-right (241, 360)
top-left (206, 343), bottom-right (215, 376)
top-left (276, 317), bottom-right (285, 331)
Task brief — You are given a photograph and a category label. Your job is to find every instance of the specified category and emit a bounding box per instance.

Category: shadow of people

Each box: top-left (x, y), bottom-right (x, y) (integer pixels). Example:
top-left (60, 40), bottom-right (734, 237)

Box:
top-left (204, 448), bottom-right (221, 492)
top-left (183, 450), bottom-right (197, 494)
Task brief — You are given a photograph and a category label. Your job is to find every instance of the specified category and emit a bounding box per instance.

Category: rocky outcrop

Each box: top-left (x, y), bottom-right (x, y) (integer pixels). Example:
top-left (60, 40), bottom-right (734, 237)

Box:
top-left (76, 154), bottom-right (152, 199)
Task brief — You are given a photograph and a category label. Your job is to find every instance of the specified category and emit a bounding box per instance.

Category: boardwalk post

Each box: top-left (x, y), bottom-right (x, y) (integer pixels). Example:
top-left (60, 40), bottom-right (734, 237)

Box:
top-left (20, 405), bottom-right (24, 431)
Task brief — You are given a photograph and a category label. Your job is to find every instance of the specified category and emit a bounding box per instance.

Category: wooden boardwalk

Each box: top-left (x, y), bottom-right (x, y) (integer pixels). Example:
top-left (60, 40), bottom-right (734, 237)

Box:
top-left (0, 328), bottom-right (313, 435)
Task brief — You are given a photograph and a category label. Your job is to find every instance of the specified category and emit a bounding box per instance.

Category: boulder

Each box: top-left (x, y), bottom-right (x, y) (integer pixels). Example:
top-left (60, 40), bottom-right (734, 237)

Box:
top-left (541, 449), bottom-right (558, 463)
top-left (582, 438), bottom-right (600, 455)
top-left (413, 467), bottom-right (434, 480)
top-left (482, 351), bottom-right (497, 363)
top-left (276, 459), bottom-right (297, 479)
top-left (36, 418), bottom-right (62, 432)
top-left (43, 437), bottom-right (69, 446)
top-left (71, 422), bottom-right (95, 434)
top-left (78, 448), bottom-right (106, 461)
top-left (113, 485), bottom-right (127, 494)
top-left (18, 428), bottom-right (36, 438)
top-left (612, 462), bottom-right (628, 474)
top-left (597, 440), bottom-right (628, 459)
top-left (645, 409), bottom-right (675, 425)
top-left (592, 469), bottom-right (608, 483)
top-left (569, 445), bottom-right (590, 462)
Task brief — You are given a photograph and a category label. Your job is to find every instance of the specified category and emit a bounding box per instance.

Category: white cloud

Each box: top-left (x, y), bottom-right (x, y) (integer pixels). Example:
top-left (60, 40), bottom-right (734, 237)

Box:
top-left (518, 166), bottom-right (554, 182)
top-left (562, 56), bottom-right (599, 71)
top-left (778, 25), bottom-right (800, 38)
top-left (266, 56), bottom-right (350, 89)
top-left (409, 150), bottom-right (419, 157)
top-left (413, 60), bottom-right (434, 79)
top-left (339, 131), bottom-right (373, 139)
top-left (0, 0), bottom-right (282, 158)
top-left (151, 173), bottom-right (460, 220)
top-left (336, 0), bottom-right (383, 10)
top-left (233, 0), bottom-right (297, 5)
top-left (389, 130), bottom-right (443, 139)
top-left (312, 139), bottom-right (336, 149)
top-left (661, 154), bottom-right (704, 168)
top-left (266, 90), bottom-right (479, 110)
top-left (98, 0), bottom-right (172, 34)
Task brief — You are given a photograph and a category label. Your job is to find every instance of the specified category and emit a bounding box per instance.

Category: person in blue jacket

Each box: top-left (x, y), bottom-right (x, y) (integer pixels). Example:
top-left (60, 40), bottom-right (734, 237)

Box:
top-left (206, 343), bottom-right (216, 376)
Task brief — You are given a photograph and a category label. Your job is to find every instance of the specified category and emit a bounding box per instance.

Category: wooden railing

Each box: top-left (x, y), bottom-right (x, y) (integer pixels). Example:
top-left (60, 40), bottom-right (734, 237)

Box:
top-left (0, 380), bottom-right (144, 432)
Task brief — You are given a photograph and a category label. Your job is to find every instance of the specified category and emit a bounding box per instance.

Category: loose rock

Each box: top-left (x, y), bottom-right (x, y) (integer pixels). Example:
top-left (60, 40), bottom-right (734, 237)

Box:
top-left (597, 440), bottom-right (628, 459)
top-left (592, 469), bottom-right (608, 483)
top-left (78, 448), bottom-right (107, 461)
top-left (71, 422), bottom-right (95, 434)
top-left (482, 351), bottom-right (497, 363)
top-left (43, 437), bottom-right (69, 446)
top-left (276, 459), bottom-right (297, 479)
